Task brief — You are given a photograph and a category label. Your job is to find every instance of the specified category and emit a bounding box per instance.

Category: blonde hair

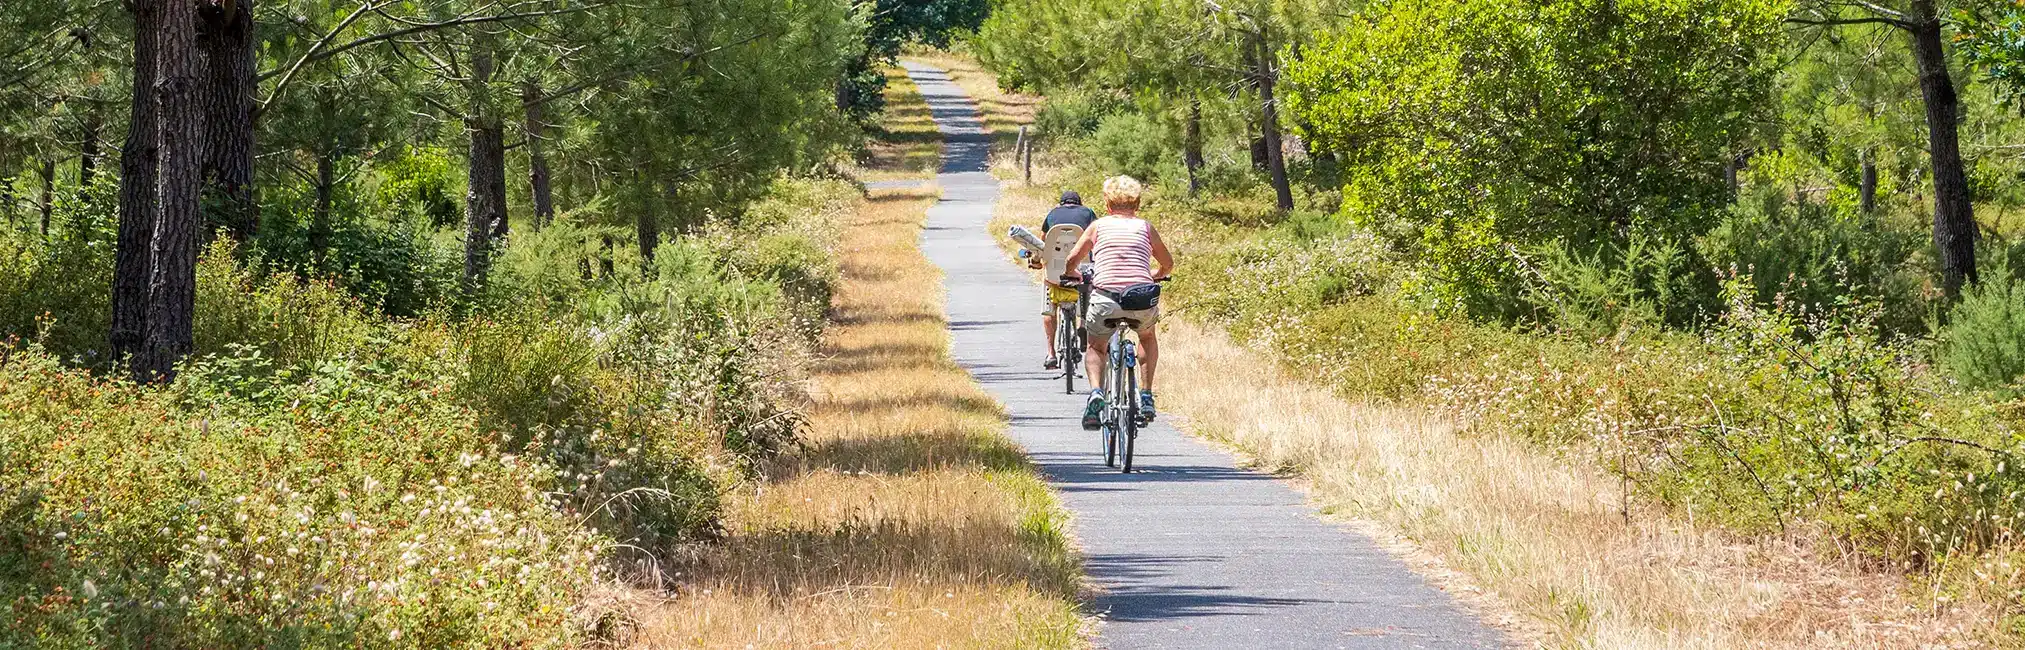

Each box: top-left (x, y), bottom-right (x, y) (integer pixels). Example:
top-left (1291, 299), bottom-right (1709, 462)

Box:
top-left (1102, 175), bottom-right (1144, 211)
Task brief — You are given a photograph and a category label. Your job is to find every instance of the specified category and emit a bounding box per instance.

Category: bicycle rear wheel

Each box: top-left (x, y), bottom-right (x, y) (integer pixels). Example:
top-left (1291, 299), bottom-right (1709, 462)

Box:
top-left (1060, 308), bottom-right (1077, 394)
top-left (1120, 348), bottom-right (1139, 473)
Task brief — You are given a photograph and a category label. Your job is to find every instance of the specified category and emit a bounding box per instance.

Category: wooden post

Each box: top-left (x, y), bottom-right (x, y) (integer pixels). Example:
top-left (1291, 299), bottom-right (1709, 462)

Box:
top-left (1019, 125), bottom-right (1032, 185)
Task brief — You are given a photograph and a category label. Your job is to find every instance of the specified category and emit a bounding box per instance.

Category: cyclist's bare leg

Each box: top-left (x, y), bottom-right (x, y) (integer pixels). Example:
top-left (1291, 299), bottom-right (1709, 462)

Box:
top-left (1138, 327), bottom-right (1158, 392)
top-left (1042, 311), bottom-right (1058, 358)
top-left (1084, 333), bottom-right (1109, 394)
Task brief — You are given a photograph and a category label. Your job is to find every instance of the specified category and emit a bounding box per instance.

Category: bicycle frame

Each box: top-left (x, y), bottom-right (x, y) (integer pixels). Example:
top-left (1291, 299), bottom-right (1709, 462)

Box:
top-left (1056, 304), bottom-right (1080, 393)
top-left (1102, 322), bottom-right (1141, 473)
top-left (1055, 278), bottom-right (1091, 394)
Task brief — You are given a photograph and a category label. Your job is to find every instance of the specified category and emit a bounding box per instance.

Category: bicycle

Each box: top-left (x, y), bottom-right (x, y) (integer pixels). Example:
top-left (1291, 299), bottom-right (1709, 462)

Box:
top-left (1089, 277), bottom-right (1165, 473)
top-left (1053, 275), bottom-right (1090, 394)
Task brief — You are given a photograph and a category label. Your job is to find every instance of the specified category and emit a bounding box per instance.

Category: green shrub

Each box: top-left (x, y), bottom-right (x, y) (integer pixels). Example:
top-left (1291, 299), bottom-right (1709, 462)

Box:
top-left (479, 220), bottom-right (635, 318)
top-left (441, 314), bottom-right (727, 549)
top-left (1087, 112), bottom-right (1172, 181)
top-left (0, 191), bottom-right (115, 364)
top-left (1939, 275), bottom-right (2025, 394)
top-left (1033, 91), bottom-right (1119, 141)
top-left (1176, 224), bottom-right (1395, 322)
top-left (713, 178), bottom-right (848, 331)
top-left (193, 239), bottom-right (378, 373)
top-left (1431, 280), bottom-right (2025, 559)
top-left (1522, 234), bottom-right (1712, 338)
top-left (1699, 188), bottom-right (1931, 335)
top-left (1166, 196), bottom-right (2025, 561)
top-left (0, 346), bottom-right (602, 648)
top-left (1287, 0), bottom-right (1777, 321)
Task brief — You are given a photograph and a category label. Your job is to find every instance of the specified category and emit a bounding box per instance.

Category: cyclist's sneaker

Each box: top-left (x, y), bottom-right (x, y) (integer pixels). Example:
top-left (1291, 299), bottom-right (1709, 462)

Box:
top-left (1044, 356), bottom-right (1060, 370)
top-left (1082, 390), bottom-right (1105, 430)
top-left (1138, 390), bottom-right (1157, 423)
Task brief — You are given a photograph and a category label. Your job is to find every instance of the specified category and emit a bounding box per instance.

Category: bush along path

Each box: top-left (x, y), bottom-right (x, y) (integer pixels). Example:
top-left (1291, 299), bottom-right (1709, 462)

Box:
top-left (904, 61), bottom-right (1507, 649)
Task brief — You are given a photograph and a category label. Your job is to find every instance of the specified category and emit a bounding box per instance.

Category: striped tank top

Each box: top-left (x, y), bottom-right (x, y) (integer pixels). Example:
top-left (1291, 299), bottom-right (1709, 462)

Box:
top-left (1089, 216), bottom-right (1154, 291)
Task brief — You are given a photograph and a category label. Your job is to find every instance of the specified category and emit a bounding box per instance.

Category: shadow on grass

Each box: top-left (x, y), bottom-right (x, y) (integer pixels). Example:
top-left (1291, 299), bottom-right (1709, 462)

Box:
top-left (788, 429), bottom-right (1029, 477)
top-left (810, 392), bottom-right (1002, 419)
top-left (825, 310), bottom-right (942, 329)
top-left (685, 516), bottom-right (1079, 601)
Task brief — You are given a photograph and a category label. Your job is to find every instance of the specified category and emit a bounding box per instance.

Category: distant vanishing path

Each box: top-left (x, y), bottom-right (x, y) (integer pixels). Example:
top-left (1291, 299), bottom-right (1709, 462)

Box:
top-left (902, 61), bottom-right (1508, 649)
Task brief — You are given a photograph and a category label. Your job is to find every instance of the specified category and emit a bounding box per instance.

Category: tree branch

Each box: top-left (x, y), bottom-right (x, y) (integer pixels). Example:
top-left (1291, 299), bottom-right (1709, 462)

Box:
top-left (260, 1), bottom-right (384, 110)
top-left (255, 5), bottom-right (599, 83)
top-left (1786, 16), bottom-right (1911, 29)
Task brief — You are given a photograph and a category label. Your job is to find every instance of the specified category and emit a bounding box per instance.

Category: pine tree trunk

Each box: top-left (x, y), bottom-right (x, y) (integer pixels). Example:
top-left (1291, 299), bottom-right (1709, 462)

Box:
top-left (1184, 98), bottom-right (1204, 197)
top-left (38, 161), bottom-right (54, 237)
top-left (636, 176), bottom-right (658, 277)
top-left (461, 43), bottom-right (507, 296)
top-left (310, 153), bottom-right (334, 266)
top-left (135, 0), bottom-right (206, 383)
top-left (1725, 154), bottom-right (1740, 200)
top-left (463, 120), bottom-right (507, 294)
top-left (111, 0), bottom-right (159, 361)
top-left (1254, 31), bottom-right (1294, 213)
top-left (1, 174), bottom-right (14, 226)
top-left (523, 81), bottom-right (555, 228)
top-left (80, 108), bottom-right (101, 189)
top-left (599, 235), bottom-right (615, 278)
top-left (1860, 151), bottom-right (1878, 214)
top-left (1249, 131), bottom-right (1268, 172)
top-left (1910, 0), bottom-right (1977, 299)
top-left (200, 0), bottom-right (258, 241)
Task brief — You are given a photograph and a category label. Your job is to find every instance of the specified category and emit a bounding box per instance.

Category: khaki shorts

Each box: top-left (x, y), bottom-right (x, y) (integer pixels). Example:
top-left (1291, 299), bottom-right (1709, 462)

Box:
top-left (1041, 284), bottom-right (1079, 316)
top-left (1086, 290), bottom-right (1159, 338)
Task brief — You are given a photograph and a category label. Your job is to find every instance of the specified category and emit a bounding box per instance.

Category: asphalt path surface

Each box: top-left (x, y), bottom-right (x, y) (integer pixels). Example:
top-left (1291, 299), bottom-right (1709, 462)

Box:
top-left (901, 61), bottom-right (1507, 649)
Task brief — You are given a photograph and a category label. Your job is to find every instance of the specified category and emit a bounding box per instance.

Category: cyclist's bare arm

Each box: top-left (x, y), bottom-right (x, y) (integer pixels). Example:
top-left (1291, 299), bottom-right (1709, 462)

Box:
top-left (1148, 225), bottom-right (1175, 280)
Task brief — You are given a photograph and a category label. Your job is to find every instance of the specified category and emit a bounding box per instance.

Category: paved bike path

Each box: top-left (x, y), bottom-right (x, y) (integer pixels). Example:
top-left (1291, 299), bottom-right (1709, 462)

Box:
top-left (903, 62), bottom-right (1506, 649)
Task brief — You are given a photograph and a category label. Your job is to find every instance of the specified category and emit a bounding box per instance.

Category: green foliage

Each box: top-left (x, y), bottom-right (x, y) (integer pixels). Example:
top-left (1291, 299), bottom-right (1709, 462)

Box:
top-left (1088, 112), bottom-right (1173, 181)
top-left (1439, 283), bottom-right (2025, 559)
top-left (1940, 274), bottom-right (2025, 394)
top-left (1175, 220), bottom-right (1396, 323)
top-left (1520, 233), bottom-right (1707, 337)
top-left (0, 191), bottom-right (114, 364)
top-left (1173, 213), bottom-right (2025, 560)
top-left (372, 148), bottom-right (464, 230)
top-left (1032, 92), bottom-right (1120, 140)
top-left (1958, 7), bottom-right (2025, 103)
top-left (1699, 184), bottom-right (1933, 334)
top-left (1286, 0), bottom-right (1782, 319)
top-left (192, 239), bottom-right (378, 373)
top-left (840, 0), bottom-right (991, 120)
top-left (0, 177), bottom-right (849, 645)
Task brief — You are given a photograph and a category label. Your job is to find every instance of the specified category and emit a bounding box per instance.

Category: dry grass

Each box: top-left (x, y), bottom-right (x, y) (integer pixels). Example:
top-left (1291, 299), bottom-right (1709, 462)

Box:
top-left (860, 67), bottom-right (941, 181)
top-left (1152, 318), bottom-right (1996, 649)
top-left (630, 186), bottom-right (1085, 649)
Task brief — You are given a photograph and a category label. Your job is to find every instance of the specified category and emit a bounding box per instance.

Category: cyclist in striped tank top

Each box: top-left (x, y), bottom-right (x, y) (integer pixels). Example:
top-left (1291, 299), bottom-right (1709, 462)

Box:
top-left (1064, 175), bottom-right (1174, 429)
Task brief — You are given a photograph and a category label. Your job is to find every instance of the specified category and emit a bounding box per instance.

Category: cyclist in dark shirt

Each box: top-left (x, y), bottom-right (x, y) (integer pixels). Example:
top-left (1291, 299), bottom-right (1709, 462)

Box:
top-left (1035, 191), bottom-right (1097, 369)
top-left (1043, 190), bottom-right (1097, 231)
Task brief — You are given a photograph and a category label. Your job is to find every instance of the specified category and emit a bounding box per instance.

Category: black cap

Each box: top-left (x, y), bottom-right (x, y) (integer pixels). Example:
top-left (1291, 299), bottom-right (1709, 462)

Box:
top-left (1060, 190), bottom-right (1082, 206)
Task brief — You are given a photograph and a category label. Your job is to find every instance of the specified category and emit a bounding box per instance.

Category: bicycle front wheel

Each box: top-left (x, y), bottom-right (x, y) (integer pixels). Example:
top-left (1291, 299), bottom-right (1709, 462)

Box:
top-left (1102, 423), bottom-right (1117, 467)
